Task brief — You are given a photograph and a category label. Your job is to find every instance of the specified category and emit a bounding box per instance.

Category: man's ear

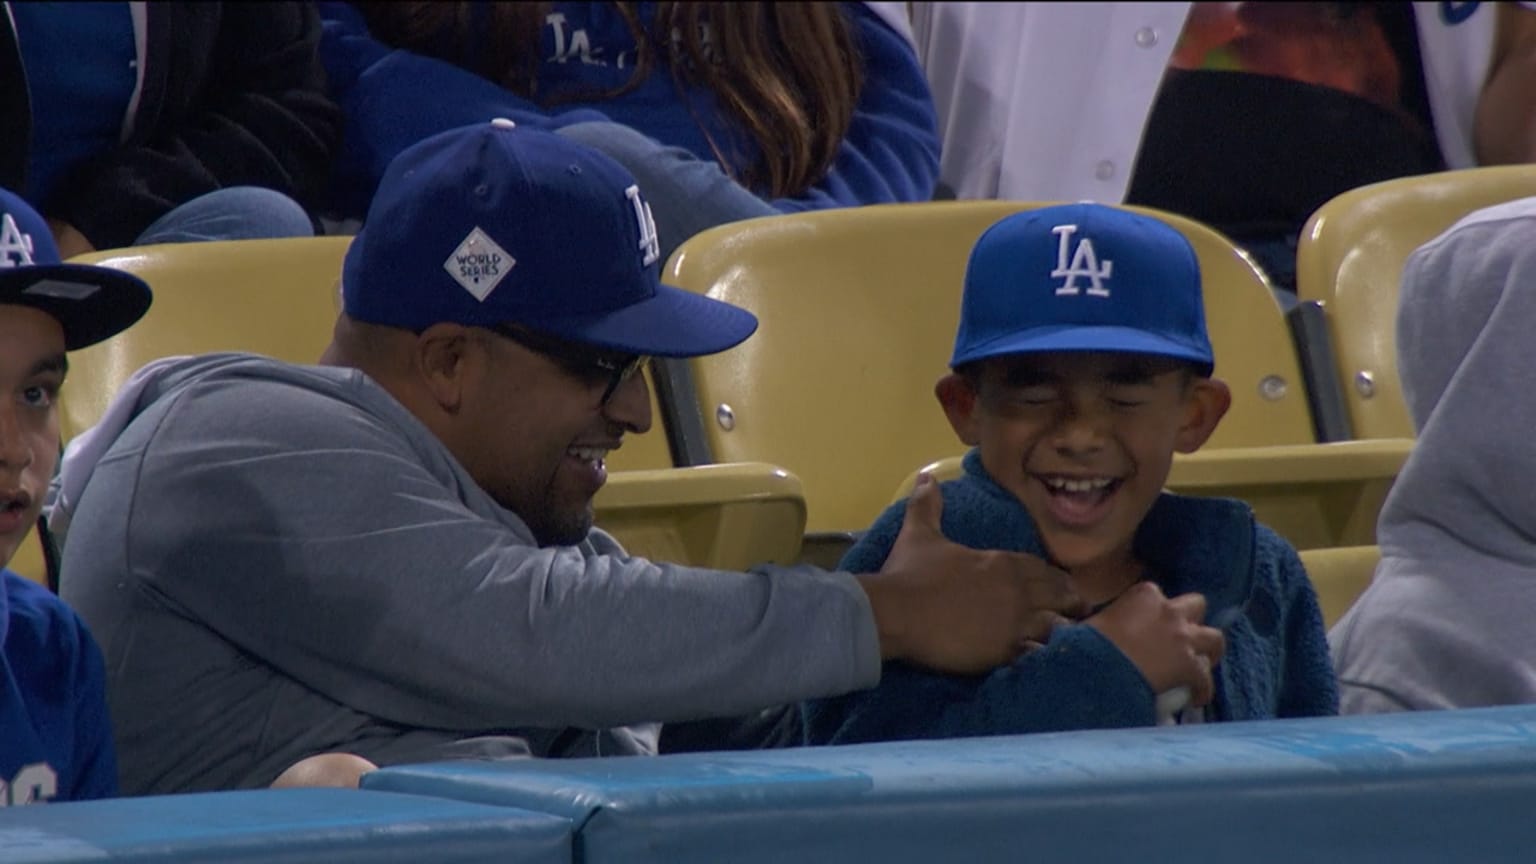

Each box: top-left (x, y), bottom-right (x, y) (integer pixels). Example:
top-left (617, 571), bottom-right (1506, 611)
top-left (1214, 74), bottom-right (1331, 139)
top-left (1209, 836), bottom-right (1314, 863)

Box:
top-left (936, 372), bottom-right (982, 446)
top-left (1174, 377), bottom-right (1232, 453)
top-left (414, 324), bottom-right (476, 414)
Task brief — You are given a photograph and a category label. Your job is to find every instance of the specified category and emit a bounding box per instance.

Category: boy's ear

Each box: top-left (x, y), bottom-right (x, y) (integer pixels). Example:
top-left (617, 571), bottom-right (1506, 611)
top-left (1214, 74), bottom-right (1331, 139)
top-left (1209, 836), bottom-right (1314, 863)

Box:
top-left (1174, 376), bottom-right (1232, 453)
top-left (936, 372), bottom-right (982, 446)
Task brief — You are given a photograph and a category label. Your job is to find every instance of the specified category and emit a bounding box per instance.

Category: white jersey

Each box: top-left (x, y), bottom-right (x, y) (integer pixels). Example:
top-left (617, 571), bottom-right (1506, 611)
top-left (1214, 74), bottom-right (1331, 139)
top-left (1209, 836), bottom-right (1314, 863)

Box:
top-left (912, 1), bottom-right (1510, 202)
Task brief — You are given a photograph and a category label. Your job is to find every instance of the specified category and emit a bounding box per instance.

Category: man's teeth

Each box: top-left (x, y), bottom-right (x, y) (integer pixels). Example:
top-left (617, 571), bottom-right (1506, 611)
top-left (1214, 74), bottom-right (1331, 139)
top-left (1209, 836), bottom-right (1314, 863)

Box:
top-left (568, 447), bottom-right (610, 462)
top-left (1044, 477), bottom-right (1114, 493)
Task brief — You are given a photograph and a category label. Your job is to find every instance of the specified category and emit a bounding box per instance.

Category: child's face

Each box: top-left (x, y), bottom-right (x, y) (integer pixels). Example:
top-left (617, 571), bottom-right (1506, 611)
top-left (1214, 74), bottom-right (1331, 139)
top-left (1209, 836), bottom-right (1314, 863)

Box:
top-left (937, 351), bottom-right (1229, 573)
top-left (0, 306), bottom-right (65, 569)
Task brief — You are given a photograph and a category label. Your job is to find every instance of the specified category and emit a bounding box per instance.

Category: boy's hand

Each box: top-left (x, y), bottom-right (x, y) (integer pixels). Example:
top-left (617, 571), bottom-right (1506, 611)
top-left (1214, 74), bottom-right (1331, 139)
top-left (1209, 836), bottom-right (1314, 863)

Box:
top-left (1085, 583), bottom-right (1226, 707)
top-left (857, 473), bottom-right (1087, 675)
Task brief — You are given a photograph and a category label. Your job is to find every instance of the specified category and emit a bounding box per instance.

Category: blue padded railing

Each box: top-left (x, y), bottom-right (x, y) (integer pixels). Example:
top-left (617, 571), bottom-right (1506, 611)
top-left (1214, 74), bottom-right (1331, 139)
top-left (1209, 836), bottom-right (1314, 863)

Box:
top-left (0, 787), bottom-right (571, 863)
top-left (363, 705), bottom-right (1536, 864)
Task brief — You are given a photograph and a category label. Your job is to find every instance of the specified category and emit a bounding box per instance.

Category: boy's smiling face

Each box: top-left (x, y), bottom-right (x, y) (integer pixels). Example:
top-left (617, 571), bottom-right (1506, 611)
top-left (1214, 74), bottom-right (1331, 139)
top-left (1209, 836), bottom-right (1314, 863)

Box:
top-left (938, 350), bottom-right (1230, 576)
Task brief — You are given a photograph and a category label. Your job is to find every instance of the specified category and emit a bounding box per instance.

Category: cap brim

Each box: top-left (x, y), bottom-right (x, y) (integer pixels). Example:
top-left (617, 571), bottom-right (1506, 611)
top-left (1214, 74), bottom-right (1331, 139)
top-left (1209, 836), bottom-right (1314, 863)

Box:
top-left (953, 325), bottom-right (1214, 372)
top-left (525, 283), bottom-right (758, 358)
top-left (0, 264), bottom-right (153, 351)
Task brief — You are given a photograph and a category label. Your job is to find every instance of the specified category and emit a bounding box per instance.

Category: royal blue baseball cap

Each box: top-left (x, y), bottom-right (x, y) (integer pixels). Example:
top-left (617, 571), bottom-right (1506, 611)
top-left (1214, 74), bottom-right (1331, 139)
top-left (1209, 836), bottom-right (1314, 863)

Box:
top-left (342, 118), bottom-right (758, 357)
top-left (950, 203), bottom-right (1214, 375)
top-left (0, 188), bottom-right (152, 350)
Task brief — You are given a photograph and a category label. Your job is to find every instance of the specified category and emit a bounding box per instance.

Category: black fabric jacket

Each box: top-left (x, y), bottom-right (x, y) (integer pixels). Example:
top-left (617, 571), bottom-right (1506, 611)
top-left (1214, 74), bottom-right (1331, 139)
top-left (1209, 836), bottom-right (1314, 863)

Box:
top-left (0, 2), bottom-right (341, 249)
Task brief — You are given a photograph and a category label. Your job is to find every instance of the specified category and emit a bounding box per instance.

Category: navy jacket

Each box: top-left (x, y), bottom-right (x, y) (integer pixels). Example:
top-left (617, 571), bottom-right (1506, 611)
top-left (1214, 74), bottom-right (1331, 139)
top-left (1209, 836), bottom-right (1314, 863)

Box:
top-left (803, 450), bottom-right (1338, 745)
top-left (0, 2), bottom-right (341, 249)
top-left (1, 570), bottom-right (116, 804)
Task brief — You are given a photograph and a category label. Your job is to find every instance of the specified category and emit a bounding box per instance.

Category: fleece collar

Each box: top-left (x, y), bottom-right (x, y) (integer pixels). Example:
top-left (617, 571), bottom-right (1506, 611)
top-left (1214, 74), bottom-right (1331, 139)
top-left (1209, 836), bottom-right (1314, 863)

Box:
top-left (959, 448), bottom-right (1258, 624)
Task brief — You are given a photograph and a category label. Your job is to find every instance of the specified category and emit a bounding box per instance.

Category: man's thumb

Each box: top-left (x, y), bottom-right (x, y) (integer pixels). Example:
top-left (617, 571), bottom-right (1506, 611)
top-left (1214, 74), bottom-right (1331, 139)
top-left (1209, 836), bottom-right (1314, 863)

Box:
top-left (896, 472), bottom-right (943, 542)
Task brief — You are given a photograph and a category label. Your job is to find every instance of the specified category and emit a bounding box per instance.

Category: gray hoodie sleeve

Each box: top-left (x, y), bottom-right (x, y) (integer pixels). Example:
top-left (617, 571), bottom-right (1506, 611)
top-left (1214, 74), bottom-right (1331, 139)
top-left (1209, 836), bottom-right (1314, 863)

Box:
top-left (69, 371), bottom-right (880, 730)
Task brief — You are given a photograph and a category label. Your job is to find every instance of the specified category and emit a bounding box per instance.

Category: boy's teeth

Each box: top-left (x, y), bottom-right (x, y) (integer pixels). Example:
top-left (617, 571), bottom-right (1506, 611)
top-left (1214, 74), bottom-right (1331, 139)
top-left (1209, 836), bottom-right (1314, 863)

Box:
top-left (568, 447), bottom-right (609, 462)
top-left (1046, 477), bottom-right (1113, 493)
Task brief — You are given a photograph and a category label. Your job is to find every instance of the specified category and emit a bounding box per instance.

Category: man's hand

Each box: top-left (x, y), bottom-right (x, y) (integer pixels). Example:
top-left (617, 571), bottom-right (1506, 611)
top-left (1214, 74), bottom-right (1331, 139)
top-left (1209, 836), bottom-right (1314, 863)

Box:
top-left (1085, 582), bottom-right (1226, 707)
top-left (47, 219), bottom-right (96, 260)
top-left (857, 473), bottom-right (1086, 675)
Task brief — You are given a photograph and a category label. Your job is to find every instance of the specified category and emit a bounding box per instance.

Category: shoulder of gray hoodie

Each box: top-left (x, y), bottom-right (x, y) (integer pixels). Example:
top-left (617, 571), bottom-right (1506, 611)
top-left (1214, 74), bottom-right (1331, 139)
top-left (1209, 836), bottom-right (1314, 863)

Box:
top-left (54, 353), bottom-right (880, 784)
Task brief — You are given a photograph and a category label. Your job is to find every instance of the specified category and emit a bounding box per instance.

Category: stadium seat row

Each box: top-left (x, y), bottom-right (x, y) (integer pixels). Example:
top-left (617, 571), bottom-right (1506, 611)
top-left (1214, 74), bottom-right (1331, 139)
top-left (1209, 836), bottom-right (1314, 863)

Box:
top-left (13, 165), bottom-right (1536, 633)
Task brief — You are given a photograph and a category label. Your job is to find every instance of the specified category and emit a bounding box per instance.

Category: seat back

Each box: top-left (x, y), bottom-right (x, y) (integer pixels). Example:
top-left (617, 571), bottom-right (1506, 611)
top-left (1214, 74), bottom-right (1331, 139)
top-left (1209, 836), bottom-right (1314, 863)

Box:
top-left (593, 463), bottom-right (805, 570)
top-left (1295, 165), bottom-right (1536, 440)
top-left (7, 525), bottom-right (48, 587)
top-left (664, 201), bottom-right (1314, 534)
top-left (1298, 544), bottom-right (1381, 629)
top-left (62, 239), bottom-right (353, 438)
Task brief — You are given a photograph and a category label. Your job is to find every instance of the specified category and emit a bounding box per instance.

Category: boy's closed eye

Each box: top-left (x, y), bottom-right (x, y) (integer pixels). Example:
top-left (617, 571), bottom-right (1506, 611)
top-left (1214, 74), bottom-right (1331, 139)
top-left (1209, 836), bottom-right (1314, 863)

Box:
top-left (1104, 382), bottom-right (1157, 408)
top-left (1005, 386), bottom-right (1059, 406)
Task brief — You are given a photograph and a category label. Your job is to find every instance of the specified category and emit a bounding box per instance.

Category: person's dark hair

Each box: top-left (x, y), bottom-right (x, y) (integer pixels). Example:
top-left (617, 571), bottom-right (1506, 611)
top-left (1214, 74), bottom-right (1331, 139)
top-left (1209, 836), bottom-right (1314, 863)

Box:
top-left (358, 2), bottom-right (864, 198)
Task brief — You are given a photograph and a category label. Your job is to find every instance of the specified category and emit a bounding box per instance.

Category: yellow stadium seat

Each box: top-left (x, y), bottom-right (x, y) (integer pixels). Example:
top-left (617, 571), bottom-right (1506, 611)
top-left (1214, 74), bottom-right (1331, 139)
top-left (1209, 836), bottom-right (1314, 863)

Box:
top-left (1297, 544), bottom-right (1380, 629)
top-left (1296, 165), bottom-right (1536, 440)
top-left (1165, 445), bottom-right (1404, 550)
top-left (594, 462), bottom-right (805, 570)
top-left (62, 239), bottom-right (353, 438)
top-left (664, 201), bottom-right (1405, 548)
top-left (8, 524), bottom-right (49, 588)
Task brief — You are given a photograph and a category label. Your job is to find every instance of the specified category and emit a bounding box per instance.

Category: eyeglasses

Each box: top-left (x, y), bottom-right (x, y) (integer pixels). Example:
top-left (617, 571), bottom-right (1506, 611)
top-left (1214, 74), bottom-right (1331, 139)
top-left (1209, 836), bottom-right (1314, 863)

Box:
top-left (487, 324), bottom-right (648, 405)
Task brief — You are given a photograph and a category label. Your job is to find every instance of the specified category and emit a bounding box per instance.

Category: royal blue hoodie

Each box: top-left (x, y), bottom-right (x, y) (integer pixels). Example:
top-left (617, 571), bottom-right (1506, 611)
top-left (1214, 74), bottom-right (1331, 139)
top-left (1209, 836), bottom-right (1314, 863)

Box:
top-left (1, 569), bottom-right (117, 805)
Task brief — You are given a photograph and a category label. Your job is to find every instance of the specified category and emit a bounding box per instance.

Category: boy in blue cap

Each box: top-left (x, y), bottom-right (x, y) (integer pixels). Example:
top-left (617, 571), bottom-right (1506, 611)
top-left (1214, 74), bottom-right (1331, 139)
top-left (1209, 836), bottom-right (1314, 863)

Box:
top-left (0, 188), bottom-right (151, 803)
top-left (804, 203), bottom-right (1338, 744)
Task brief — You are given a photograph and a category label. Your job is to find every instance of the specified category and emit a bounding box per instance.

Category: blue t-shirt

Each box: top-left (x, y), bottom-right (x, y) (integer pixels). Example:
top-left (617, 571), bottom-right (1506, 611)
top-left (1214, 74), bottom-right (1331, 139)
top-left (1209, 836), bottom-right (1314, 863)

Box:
top-left (1, 570), bottom-right (117, 805)
top-left (532, 3), bottom-right (753, 178)
top-left (10, 2), bottom-right (138, 205)
top-left (317, 0), bottom-right (940, 219)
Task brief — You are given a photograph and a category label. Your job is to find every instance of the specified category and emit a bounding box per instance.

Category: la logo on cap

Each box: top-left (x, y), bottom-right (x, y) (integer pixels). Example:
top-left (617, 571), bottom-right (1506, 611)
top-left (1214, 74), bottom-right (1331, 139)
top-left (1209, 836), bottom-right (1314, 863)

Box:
top-left (625, 185), bottom-right (660, 267)
top-left (0, 213), bottom-right (36, 268)
top-left (1050, 223), bottom-right (1113, 298)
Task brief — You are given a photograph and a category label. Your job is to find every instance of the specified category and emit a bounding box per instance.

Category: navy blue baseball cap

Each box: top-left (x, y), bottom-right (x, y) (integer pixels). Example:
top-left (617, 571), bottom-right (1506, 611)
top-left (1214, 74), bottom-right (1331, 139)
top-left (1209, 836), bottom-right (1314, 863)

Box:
top-left (342, 118), bottom-right (758, 357)
top-left (0, 188), bottom-right (152, 350)
top-left (951, 203), bottom-right (1214, 374)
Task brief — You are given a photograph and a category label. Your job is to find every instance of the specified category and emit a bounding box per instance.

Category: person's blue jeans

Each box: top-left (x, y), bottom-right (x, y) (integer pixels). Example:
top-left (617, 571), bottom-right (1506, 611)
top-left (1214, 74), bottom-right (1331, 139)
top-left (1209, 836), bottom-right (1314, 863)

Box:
top-left (134, 186), bottom-right (315, 245)
top-left (555, 121), bottom-right (777, 266)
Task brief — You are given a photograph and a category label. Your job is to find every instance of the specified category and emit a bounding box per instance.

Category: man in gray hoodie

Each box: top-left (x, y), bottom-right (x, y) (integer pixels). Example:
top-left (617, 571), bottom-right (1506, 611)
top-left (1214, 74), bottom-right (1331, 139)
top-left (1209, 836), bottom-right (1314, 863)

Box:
top-left (1331, 194), bottom-right (1536, 712)
top-left (53, 119), bottom-right (1085, 795)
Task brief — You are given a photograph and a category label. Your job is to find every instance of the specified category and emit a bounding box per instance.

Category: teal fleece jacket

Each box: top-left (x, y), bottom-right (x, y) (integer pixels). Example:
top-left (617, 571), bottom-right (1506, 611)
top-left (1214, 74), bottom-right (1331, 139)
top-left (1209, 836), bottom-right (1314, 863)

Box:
top-left (803, 449), bottom-right (1338, 745)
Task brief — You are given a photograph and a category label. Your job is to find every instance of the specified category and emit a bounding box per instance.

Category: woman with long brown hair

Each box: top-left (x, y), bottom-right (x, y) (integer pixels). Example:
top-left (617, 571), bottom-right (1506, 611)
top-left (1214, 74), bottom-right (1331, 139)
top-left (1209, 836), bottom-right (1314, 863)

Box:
top-left (317, 2), bottom-right (940, 261)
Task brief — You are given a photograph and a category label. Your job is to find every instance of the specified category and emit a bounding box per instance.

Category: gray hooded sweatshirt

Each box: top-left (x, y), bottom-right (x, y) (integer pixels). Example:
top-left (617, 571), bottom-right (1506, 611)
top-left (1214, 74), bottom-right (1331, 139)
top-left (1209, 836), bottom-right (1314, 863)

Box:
top-left (1330, 196), bottom-right (1536, 713)
top-left (54, 354), bottom-right (879, 794)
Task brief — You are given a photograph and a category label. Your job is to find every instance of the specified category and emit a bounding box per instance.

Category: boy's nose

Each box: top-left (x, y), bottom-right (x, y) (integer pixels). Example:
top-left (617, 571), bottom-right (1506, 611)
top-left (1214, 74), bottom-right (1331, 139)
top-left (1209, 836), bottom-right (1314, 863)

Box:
top-left (0, 406), bottom-right (34, 477)
top-left (1050, 404), bottom-right (1110, 455)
